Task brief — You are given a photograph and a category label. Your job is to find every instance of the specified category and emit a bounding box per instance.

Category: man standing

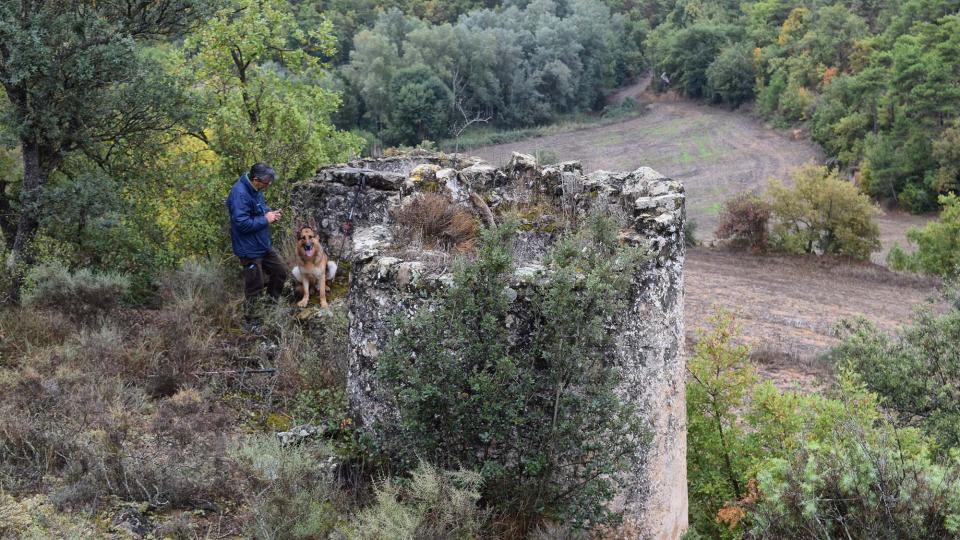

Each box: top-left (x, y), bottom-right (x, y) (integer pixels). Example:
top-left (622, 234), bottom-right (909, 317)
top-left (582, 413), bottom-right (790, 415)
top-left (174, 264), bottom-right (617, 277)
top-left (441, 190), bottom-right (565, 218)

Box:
top-left (226, 163), bottom-right (288, 307)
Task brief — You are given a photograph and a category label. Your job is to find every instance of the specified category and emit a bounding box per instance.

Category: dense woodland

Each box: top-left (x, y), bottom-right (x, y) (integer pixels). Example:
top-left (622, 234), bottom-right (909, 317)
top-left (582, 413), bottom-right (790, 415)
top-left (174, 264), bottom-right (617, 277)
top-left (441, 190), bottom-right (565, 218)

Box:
top-left (1, 0), bottom-right (960, 538)
top-left (1, 0), bottom-right (958, 295)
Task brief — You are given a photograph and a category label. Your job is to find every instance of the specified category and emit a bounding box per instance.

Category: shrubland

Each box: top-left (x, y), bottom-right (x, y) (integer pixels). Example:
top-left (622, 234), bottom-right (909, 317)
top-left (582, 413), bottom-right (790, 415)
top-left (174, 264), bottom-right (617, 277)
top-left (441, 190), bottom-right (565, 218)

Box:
top-left (0, 221), bottom-right (651, 537)
top-left (686, 306), bottom-right (960, 539)
top-left (0, 260), bottom-right (362, 536)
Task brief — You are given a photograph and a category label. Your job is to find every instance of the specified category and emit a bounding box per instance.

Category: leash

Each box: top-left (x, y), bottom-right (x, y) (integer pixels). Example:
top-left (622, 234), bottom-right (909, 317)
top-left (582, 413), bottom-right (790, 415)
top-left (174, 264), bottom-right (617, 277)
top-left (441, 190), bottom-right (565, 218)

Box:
top-left (332, 174), bottom-right (367, 266)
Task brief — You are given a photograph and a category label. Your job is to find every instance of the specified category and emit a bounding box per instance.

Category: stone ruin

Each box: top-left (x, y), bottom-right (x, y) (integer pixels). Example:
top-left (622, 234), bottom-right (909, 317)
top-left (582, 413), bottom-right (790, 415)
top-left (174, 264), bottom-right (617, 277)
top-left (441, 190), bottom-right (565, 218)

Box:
top-left (290, 151), bottom-right (687, 539)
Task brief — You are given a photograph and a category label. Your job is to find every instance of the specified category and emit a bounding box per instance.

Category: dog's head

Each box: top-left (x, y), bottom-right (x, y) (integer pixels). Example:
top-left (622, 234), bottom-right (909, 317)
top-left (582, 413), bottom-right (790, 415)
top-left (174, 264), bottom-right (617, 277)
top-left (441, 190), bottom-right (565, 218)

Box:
top-left (297, 226), bottom-right (320, 258)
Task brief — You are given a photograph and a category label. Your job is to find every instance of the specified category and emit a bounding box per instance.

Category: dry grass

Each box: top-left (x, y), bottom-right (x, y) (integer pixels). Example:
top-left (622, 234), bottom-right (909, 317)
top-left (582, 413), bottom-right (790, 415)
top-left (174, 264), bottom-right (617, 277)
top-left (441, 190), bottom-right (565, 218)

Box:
top-left (393, 193), bottom-right (479, 252)
top-left (0, 258), bottom-right (340, 535)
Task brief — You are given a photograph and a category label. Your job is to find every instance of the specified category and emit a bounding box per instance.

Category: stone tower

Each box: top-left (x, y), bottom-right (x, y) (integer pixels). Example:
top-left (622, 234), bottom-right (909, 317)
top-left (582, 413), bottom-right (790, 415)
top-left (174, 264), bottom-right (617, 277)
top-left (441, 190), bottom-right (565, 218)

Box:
top-left (291, 152), bottom-right (687, 539)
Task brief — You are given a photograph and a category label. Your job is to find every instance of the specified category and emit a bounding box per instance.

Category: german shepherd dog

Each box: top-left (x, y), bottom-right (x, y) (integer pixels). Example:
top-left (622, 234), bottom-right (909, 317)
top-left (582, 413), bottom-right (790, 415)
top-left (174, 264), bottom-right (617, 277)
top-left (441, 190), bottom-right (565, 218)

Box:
top-left (291, 226), bottom-right (336, 308)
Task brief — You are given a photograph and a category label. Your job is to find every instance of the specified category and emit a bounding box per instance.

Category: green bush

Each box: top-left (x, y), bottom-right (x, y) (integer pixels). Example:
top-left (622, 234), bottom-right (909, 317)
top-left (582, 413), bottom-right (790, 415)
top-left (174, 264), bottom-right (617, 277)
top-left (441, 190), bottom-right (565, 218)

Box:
top-left (378, 216), bottom-right (646, 529)
top-left (22, 263), bottom-right (129, 323)
top-left (686, 309), bottom-right (757, 539)
top-left (747, 384), bottom-right (960, 539)
top-left (686, 308), bottom-right (960, 538)
top-left (888, 193), bottom-right (960, 278)
top-left (832, 300), bottom-right (960, 452)
top-left (776, 84), bottom-right (815, 122)
top-left (757, 71), bottom-right (787, 118)
top-left (347, 462), bottom-right (486, 540)
top-left (231, 435), bottom-right (342, 540)
top-left (769, 164), bottom-right (881, 259)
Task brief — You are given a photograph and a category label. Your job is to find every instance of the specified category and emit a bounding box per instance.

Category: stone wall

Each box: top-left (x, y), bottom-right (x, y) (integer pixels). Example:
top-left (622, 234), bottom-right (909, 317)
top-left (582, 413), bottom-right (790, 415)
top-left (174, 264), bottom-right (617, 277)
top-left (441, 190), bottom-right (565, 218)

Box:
top-left (290, 152), bottom-right (687, 539)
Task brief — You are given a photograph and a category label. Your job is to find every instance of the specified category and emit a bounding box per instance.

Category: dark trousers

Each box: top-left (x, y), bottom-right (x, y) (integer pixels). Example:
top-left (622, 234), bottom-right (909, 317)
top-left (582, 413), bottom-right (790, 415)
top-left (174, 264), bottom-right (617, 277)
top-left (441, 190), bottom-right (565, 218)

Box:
top-left (239, 249), bottom-right (288, 303)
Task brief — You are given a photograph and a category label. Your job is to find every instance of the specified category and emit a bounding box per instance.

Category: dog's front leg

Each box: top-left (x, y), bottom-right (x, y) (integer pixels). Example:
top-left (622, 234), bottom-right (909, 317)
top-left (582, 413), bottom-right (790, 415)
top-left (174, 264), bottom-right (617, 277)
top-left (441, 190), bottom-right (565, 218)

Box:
top-left (297, 276), bottom-right (311, 308)
top-left (318, 263), bottom-right (328, 308)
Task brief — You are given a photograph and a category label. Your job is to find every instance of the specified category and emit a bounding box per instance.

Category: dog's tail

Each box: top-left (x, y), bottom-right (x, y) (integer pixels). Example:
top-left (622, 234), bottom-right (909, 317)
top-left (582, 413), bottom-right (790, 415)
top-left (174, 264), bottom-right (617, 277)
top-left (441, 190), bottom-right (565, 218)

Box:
top-left (327, 260), bottom-right (338, 281)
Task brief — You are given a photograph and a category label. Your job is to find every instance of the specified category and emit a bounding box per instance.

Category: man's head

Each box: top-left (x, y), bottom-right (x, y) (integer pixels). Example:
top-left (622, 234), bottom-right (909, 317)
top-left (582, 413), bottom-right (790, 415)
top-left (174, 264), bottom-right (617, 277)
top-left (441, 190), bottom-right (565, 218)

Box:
top-left (249, 163), bottom-right (276, 190)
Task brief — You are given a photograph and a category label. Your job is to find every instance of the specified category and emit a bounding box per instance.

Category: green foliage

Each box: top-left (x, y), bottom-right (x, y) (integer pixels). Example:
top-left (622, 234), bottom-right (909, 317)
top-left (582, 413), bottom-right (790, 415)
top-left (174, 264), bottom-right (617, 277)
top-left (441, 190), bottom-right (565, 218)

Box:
top-left (22, 263), bottom-right (129, 324)
top-left (182, 0), bottom-right (361, 181)
top-left (747, 377), bottom-right (960, 539)
top-left (347, 462), bottom-right (486, 540)
top-left (378, 216), bottom-right (646, 529)
top-left (0, 0), bottom-right (205, 302)
top-left (687, 308), bottom-right (960, 538)
top-left (343, 1), bottom-right (638, 146)
top-left (232, 435), bottom-right (342, 539)
top-left (833, 300), bottom-right (960, 452)
top-left (756, 70), bottom-right (787, 119)
top-left (706, 43), bottom-right (756, 105)
top-left (768, 163), bottom-right (880, 259)
top-left (746, 0), bottom-right (960, 207)
top-left (888, 194), bottom-right (960, 278)
top-left (650, 23), bottom-right (740, 98)
top-left (386, 65), bottom-right (454, 146)
top-left (686, 309), bottom-right (757, 538)
top-left (775, 83), bottom-right (815, 122)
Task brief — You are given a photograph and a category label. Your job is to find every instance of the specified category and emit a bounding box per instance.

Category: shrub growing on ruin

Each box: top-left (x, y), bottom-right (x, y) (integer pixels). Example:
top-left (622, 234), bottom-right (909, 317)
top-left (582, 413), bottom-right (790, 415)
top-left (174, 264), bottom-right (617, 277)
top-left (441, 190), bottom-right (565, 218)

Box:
top-left (393, 193), bottom-right (479, 252)
top-left (768, 164), bottom-right (880, 259)
top-left (378, 216), bottom-right (646, 530)
top-left (715, 193), bottom-right (771, 251)
top-left (22, 263), bottom-right (129, 324)
top-left (888, 193), bottom-right (960, 278)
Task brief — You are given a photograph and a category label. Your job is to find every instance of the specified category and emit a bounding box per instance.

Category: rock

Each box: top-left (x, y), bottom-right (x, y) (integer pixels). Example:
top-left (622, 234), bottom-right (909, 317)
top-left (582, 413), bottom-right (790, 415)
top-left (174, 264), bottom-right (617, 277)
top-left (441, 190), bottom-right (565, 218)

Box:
top-left (319, 167), bottom-right (406, 191)
top-left (276, 424), bottom-right (323, 446)
top-left (539, 160), bottom-right (584, 196)
top-left (111, 506), bottom-right (151, 538)
top-left (508, 152), bottom-right (540, 187)
top-left (458, 162), bottom-right (507, 190)
top-left (406, 164), bottom-right (442, 193)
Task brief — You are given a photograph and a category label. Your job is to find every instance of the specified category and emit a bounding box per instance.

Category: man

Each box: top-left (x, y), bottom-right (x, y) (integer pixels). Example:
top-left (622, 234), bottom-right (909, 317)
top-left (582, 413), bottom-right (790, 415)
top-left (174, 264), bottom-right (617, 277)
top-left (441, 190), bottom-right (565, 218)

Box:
top-left (226, 163), bottom-right (288, 307)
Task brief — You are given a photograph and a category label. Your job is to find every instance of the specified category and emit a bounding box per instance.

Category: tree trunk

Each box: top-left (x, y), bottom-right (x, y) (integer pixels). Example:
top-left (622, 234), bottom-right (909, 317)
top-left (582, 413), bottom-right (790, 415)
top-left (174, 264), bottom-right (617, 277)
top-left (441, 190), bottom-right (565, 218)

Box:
top-left (6, 139), bottom-right (46, 304)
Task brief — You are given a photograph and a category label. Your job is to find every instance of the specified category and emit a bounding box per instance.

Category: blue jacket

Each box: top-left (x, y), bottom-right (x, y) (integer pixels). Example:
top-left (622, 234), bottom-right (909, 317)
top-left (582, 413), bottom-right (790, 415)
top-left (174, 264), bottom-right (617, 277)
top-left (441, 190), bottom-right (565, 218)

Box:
top-left (226, 174), bottom-right (273, 258)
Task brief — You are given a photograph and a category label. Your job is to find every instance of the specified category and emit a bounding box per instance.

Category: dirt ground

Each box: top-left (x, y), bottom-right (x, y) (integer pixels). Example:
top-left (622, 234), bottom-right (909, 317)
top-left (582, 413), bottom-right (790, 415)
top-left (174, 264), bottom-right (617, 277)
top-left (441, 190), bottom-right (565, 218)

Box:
top-left (684, 248), bottom-right (942, 391)
top-left (472, 90), bottom-right (943, 389)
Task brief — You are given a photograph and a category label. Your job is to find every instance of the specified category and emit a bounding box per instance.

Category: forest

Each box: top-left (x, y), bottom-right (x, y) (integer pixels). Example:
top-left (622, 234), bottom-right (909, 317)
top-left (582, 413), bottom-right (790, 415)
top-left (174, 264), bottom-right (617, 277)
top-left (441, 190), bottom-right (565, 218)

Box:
top-left (1, 0), bottom-right (959, 538)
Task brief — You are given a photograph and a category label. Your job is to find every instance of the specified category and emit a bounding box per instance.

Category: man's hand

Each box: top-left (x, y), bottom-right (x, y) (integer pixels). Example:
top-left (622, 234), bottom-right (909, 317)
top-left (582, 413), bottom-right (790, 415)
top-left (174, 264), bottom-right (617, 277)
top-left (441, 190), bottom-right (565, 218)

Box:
top-left (266, 209), bottom-right (282, 223)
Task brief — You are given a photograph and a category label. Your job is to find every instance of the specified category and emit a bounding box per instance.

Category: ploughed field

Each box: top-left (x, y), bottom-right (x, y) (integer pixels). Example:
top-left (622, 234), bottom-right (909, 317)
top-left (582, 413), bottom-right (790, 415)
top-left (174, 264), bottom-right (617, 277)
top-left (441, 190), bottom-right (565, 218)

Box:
top-left (472, 95), bottom-right (942, 389)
